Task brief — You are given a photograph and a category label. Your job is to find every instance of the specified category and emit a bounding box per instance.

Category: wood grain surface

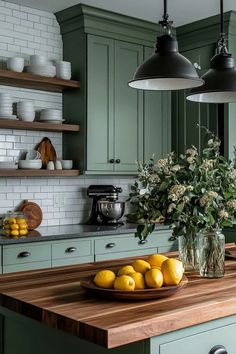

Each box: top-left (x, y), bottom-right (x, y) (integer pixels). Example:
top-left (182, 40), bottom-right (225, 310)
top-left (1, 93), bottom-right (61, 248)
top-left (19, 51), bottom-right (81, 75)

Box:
top-left (1, 248), bottom-right (236, 348)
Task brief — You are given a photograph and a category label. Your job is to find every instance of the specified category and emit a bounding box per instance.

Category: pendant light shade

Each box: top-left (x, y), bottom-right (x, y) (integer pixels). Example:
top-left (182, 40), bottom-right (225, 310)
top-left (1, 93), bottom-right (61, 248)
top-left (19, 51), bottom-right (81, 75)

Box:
top-left (128, 0), bottom-right (203, 91)
top-left (186, 0), bottom-right (236, 103)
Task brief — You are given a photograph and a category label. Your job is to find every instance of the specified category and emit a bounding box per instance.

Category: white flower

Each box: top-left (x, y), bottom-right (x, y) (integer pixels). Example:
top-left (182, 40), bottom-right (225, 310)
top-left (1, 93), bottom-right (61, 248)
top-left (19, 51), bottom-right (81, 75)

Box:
top-left (156, 158), bottom-right (168, 168)
top-left (200, 191), bottom-right (218, 207)
top-left (226, 200), bottom-right (236, 209)
top-left (218, 210), bottom-right (229, 219)
top-left (171, 164), bottom-right (181, 172)
top-left (201, 159), bottom-right (215, 170)
top-left (149, 174), bottom-right (160, 184)
top-left (169, 185), bottom-right (186, 201)
top-left (183, 196), bottom-right (190, 204)
top-left (186, 147), bottom-right (198, 157)
top-left (200, 195), bottom-right (208, 207)
top-left (208, 191), bottom-right (218, 199)
top-left (187, 156), bottom-right (195, 164)
top-left (167, 203), bottom-right (176, 213)
top-left (186, 185), bottom-right (194, 191)
top-left (139, 188), bottom-right (148, 195)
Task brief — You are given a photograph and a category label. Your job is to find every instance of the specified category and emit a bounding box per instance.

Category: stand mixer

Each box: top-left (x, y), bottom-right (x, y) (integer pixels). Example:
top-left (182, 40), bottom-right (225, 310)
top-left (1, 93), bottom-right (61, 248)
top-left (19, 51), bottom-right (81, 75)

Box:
top-left (86, 185), bottom-right (125, 225)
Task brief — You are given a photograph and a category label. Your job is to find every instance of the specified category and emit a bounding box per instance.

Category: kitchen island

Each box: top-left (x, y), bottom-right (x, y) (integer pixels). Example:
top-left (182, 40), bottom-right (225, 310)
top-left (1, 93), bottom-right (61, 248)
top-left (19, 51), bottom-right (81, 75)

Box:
top-left (0, 251), bottom-right (236, 354)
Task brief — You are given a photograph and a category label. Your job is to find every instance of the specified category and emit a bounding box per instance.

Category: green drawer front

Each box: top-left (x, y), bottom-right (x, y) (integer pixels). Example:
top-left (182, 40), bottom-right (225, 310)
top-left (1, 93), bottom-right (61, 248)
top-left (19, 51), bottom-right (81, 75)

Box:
top-left (3, 243), bottom-right (51, 266)
top-left (158, 323), bottom-right (236, 354)
top-left (52, 240), bottom-right (93, 260)
top-left (95, 247), bottom-right (158, 262)
top-left (3, 261), bottom-right (51, 274)
top-left (95, 231), bottom-right (172, 255)
top-left (52, 255), bottom-right (94, 267)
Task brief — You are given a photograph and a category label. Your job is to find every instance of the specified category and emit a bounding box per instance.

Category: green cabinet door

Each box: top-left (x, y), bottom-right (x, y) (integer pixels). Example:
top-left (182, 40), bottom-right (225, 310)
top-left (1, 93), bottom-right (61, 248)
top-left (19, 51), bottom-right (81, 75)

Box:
top-left (114, 40), bottom-right (143, 172)
top-left (87, 35), bottom-right (115, 171)
top-left (143, 47), bottom-right (171, 163)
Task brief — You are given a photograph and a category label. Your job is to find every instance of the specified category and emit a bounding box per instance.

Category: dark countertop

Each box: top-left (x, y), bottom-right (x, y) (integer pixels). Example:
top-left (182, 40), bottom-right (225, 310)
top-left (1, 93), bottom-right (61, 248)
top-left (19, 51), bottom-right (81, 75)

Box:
top-left (0, 223), bottom-right (170, 245)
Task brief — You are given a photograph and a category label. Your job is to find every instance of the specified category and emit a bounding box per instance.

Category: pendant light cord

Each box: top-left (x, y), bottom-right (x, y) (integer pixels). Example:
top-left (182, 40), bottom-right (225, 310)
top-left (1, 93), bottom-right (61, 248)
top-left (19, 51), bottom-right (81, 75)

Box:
top-left (159, 0), bottom-right (173, 33)
top-left (217, 0), bottom-right (228, 54)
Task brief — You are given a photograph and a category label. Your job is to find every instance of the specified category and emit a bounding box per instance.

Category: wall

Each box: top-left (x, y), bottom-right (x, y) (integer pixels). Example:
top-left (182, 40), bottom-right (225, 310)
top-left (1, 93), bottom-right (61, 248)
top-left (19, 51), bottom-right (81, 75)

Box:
top-left (0, 1), bottom-right (134, 226)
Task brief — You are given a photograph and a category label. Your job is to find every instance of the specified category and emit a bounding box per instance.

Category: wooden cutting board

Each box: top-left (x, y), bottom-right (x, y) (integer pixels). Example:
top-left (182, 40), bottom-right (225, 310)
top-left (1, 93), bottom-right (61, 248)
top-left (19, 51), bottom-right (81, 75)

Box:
top-left (18, 200), bottom-right (43, 229)
top-left (37, 137), bottom-right (57, 168)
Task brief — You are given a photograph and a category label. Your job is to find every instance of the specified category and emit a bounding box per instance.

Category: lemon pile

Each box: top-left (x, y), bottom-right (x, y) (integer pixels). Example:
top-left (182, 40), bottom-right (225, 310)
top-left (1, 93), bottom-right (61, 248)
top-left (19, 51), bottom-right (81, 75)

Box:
top-left (4, 217), bottom-right (28, 237)
top-left (94, 254), bottom-right (184, 291)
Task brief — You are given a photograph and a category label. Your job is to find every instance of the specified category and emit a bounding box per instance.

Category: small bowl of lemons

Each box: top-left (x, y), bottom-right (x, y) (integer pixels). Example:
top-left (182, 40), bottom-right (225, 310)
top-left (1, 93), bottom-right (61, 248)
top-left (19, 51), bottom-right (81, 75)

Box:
top-left (3, 212), bottom-right (28, 238)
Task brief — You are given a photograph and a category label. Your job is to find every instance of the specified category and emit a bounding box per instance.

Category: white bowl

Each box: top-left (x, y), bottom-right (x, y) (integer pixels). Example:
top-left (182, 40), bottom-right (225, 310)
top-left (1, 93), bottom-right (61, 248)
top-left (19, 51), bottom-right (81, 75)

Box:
top-left (18, 112), bottom-right (35, 122)
top-left (26, 65), bottom-right (56, 77)
top-left (18, 160), bottom-right (42, 169)
top-left (56, 60), bottom-right (71, 68)
top-left (40, 109), bottom-right (62, 119)
top-left (7, 57), bottom-right (24, 72)
top-left (30, 55), bottom-right (47, 66)
top-left (56, 72), bottom-right (71, 80)
top-left (61, 160), bottom-right (73, 169)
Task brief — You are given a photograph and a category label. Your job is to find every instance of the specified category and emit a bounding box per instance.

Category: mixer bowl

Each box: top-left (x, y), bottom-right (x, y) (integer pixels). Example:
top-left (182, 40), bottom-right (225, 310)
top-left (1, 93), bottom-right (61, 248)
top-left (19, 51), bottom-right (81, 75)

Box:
top-left (97, 201), bottom-right (125, 224)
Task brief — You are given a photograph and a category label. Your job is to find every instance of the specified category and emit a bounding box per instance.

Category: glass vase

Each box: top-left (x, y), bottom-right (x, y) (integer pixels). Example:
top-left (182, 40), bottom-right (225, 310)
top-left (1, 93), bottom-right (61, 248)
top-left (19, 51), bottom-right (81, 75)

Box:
top-left (178, 233), bottom-right (199, 272)
top-left (199, 230), bottom-right (225, 278)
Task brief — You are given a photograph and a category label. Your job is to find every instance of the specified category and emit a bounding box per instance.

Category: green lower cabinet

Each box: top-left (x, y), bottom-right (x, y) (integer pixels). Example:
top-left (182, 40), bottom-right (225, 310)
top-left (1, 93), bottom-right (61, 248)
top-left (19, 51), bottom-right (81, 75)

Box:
top-left (150, 315), bottom-right (236, 354)
top-left (95, 248), bottom-right (158, 262)
top-left (52, 239), bottom-right (94, 267)
top-left (2, 242), bottom-right (51, 274)
top-left (1, 306), bottom-right (236, 354)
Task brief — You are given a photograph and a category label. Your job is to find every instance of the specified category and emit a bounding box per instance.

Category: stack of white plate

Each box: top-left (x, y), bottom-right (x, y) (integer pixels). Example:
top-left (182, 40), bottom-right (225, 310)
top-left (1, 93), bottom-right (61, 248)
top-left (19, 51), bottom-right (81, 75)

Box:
top-left (0, 161), bottom-right (18, 170)
top-left (17, 101), bottom-right (35, 122)
top-left (40, 109), bottom-right (64, 124)
top-left (56, 61), bottom-right (71, 80)
top-left (0, 94), bottom-right (17, 120)
top-left (25, 55), bottom-right (56, 78)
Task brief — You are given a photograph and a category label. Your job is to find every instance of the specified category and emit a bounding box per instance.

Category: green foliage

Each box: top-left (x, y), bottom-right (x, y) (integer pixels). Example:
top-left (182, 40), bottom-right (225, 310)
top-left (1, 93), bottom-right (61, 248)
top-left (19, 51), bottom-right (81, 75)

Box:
top-left (128, 126), bottom-right (236, 241)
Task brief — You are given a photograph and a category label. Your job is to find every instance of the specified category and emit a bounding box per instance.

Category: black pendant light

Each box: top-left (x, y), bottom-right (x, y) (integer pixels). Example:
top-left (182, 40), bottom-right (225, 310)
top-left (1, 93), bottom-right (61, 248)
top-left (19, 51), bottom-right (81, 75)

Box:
top-left (187, 0), bottom-right (236, 103)
top-left (128, 0), bottom-right (203, 91)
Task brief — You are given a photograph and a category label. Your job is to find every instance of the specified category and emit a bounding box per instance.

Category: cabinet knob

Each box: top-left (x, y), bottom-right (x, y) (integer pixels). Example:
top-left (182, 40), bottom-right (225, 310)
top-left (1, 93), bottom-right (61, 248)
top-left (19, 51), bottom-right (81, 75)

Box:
top-left (18, 251), bottom-right (31, 258)
top-left (115, 159), bottom-right (121, 164)
top-left (139, 240), bottom-right (147, 245)
top-left (106, 243), bottom-right (116, 248)
top-left (209, 345), bottom-right (227, 354)
top-left (109, 159), bottom-right (115, 163)
top-left (66, 247), bottom-right (77, 253)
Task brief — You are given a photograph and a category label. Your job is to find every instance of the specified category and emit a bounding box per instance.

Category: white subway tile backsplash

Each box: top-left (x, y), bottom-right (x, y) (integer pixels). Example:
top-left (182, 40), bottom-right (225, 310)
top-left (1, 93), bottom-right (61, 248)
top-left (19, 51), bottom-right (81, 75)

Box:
top-left (0, 1), bottom-right (133, 226)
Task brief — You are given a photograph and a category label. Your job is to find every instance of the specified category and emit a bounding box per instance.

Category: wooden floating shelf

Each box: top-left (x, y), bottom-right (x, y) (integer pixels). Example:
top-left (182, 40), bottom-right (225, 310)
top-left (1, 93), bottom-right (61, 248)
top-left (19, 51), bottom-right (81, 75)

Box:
top-left (0, 169), bottom-right (80, 177)
top-left (0, 119), bottom-right (80, 132)
top-left (0, 70), bottom-right (80, 92)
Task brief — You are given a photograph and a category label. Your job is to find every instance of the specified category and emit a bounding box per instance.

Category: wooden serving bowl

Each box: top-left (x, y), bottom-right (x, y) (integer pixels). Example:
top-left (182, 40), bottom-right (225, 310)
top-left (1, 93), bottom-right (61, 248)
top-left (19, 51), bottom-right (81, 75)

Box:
top-left (80, 275), bottom-right (188, 301)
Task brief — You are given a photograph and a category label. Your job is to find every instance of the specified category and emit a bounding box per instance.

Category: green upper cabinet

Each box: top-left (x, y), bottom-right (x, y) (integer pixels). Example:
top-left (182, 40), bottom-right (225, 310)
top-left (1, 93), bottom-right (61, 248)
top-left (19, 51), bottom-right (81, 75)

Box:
top-left (87, 35), bottom-right (115, 172)
top-left (56, 4), bottom-right (172, 174)
top-left (172, 11), bottom-right (236, 157)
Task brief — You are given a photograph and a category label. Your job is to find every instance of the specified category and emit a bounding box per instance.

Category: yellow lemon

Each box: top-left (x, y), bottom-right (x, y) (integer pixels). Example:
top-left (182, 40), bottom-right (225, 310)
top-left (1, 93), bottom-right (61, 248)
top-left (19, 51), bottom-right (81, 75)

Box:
top-left (145, 268), bottom-right (163, 288)
top-left (94, 270), bottom-right (116, 289)
top-left (147, 254), bottom-right (168, 268)
top-left (132, 259), bottom-right (151, 274)
top-left (129, 272), bottom-right (145, 289)
top-left (10, 230), bottom-right (19, 237)
top-left (19, 224), bottom-right (28, 230)
top-left (16, 218), bottom-right (26, 224)
top-left (8, 218), bottom-right (16, 224)
top-left (151, 266), bottom-right (161, 270)
top-left (161, 258), bottom-right (184, 285)
top-left (19, 229), bottom-right (28, 236)
top-left (118, 265), bottom-right (135, 276)
top-left (114, 275), bottom-right (135, 291)
top-left (10, 223), bottom-right (19, 230)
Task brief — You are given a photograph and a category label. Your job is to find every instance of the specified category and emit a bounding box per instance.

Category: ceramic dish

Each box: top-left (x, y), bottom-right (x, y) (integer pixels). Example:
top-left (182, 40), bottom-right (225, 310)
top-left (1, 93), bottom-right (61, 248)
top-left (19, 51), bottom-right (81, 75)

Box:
top-left (0, 115), bottom-right (18, 120)
top-left (81, 275), bottom-right (188, 301)
top-left (18, 160), bottom-right (42, 170)
top-left (25, 65), bottom-right (56, 77)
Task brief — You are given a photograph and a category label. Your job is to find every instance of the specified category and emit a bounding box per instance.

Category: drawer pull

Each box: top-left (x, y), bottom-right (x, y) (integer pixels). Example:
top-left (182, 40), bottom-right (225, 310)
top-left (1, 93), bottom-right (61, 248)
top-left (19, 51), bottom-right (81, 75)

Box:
top-left (66, 247), bottom-right (77, 253)
top-left (209, 345), bottom-right (227, 354)
top-left (18, 251), bottom-right (31, 258)
top-left (139, 240), bottom-right (147, 245)
top-left (106, 243), bottom-right (116, 249)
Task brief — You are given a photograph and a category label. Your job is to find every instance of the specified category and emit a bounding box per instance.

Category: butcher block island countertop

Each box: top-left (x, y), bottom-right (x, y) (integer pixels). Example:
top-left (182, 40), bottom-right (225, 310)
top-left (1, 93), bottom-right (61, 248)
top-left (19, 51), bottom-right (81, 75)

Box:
top-left (1, 250), bottom-right (236, 352)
